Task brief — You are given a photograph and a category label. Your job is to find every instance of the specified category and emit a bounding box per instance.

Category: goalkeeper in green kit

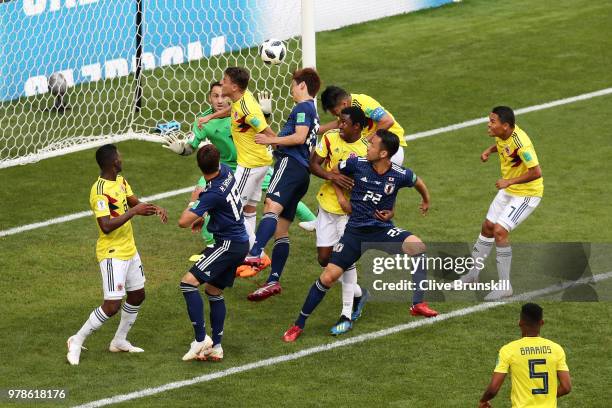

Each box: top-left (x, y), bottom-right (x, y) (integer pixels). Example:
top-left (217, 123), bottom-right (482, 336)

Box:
top-left (163, 81), bottom-right (317, 250)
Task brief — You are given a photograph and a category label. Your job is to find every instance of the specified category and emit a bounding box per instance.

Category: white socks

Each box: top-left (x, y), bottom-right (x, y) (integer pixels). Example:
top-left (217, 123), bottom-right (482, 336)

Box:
top-left (113, 303), bottom-right (140, 341)
top-left (341, 265), bottom-right (359, 319)
top-left (76, 306), bottom-right (109, 344)
top-left (469, 234), bottom-right (495, 277)
top-left (244, 212), bottom-right (257, 249)
top-left (496, 245), bottom-right (512, 282)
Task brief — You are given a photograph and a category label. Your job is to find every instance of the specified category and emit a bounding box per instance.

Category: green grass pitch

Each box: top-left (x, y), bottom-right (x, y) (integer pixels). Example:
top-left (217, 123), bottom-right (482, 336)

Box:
top-left (1, 0), bottom-right (611, 406)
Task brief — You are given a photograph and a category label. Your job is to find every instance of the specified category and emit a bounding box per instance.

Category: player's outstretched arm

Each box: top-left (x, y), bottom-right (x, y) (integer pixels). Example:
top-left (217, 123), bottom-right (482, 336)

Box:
top-left (557, 371), bottom-right (572, 397)
top-left (96, 202), bottom-right (157, 234)
top-left (414, 177), bottom-right (431, 215)
top-left (178, 207), bottom-right (201, 229)
top-left (332, 182), bottom-right (352, 214)
top-left (309, 151), bottom-right (333, 179)
top-left (255, 126), bottom-right (309, 147)
top-left (162, 133), bottom-right (193, 155)
top-left (495, 165), bottom-right (542, 190)
top-left (257, 91), bottom-right (273, 119)
top-left (481, 144), bottom-right (498, 162)
top-left (375, 112), bottom-right (394, 131)
top-left (310, 153), bottom-right (354, 193)
top-left (178, 188), bottom-right (205, 229)
top-left (318, 119), bottom-right (340, 135)
top-left (374, 209), bottom-right (394, 222)
top-left (197, 106), bottom-right (230, 128)
top-left (479, 372), bottom-right (506, 407)
top-left (127, 195), bottom-right (168, 223)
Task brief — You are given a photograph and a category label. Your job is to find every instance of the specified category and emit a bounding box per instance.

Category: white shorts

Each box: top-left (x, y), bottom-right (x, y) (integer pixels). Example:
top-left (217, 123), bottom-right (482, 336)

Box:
top-left (391, 146), bottom-right (404, 165)
top-left (99, 252), bottom-right (145, 300)
top-left (486, 190), bottom-right (541, 232)
top-left (316, 207), bottom-right (349, 247)
top-left (234, 165), bottom-right (269, 207)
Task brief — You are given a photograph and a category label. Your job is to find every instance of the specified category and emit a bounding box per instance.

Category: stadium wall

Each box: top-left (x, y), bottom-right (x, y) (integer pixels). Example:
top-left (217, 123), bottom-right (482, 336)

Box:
top-left (0, 0), bottom-right (453, 102)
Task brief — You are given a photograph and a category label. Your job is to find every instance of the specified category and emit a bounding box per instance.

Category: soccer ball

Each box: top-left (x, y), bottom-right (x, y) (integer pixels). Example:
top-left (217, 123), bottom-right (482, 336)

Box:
top-left (48, 72), bottom-right (68, 96)
top-left (260, 39), bottom-right (286, 65)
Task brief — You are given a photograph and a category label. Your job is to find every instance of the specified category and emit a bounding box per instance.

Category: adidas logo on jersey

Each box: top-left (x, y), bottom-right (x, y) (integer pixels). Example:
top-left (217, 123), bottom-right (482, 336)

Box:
top-left (273, 191), bottom-right (281, 197)
top-left (360, 177), bottom-right (368, 182)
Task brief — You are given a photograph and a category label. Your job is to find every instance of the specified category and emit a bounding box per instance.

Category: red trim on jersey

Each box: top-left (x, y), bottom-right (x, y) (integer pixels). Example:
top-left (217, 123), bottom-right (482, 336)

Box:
top-left (103, 194), bottom-right (120, 217)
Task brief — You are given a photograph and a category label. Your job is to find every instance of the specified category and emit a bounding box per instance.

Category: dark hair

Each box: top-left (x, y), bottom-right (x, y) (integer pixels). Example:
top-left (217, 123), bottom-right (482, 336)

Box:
top-left (492, 106), bottom-right (515, 127)
top-left (197, 144), bottom-right (220, 174)
top-left (95, 144), bottom-right (118, 169)
top-left (376, 129), bottom-right (399, 158)
top-left (321, 85), bottom-right (349, 113)
top-left (208, 81), bottom-right (222, 94)
top-left (292, 67), bottom-right (321, 97)
top-left (224, 67), bottom-right (250, 91)
top-left (520, 303), bottom-right (543, 326)
top-left (340, 106), bottom-right (367, 129)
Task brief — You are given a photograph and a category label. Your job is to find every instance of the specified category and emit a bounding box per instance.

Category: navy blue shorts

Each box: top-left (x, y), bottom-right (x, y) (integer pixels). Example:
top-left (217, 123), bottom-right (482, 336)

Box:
top-left (189, 239), bottom-right (249, 289)
top-left (329, 225), bottom-right (412, 271)
top-left (266, 155), bottom-right (310, 221)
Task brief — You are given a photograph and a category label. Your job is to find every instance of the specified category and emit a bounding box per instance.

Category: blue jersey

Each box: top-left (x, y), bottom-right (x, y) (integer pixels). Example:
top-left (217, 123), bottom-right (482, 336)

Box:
top-left (339, 156), bottom-right (417, 228)
top-left (189, 164), bottom-right (249, 242)
top-left (276, 99), bottom-right (319, 168)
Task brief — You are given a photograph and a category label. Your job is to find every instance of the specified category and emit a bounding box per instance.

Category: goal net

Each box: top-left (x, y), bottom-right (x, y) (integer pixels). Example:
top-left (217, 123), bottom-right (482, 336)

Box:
top-left (0, 0), bottom-right (305, 168)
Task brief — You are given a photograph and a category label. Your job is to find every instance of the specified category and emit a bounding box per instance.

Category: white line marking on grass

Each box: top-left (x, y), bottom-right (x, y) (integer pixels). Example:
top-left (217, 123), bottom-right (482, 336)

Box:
top-left (0, 187), bottom-right (193, 237)
top-left (3, 86), bottom-right (611, 238)
top-left (405, 87), bottom-right (612, 140)
top-left (73, 271), bottom-right (612, 408)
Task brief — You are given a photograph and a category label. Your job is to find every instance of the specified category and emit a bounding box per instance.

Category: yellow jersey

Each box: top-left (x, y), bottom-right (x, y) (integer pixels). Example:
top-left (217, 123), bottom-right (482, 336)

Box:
top-left (315, 130), bottom-right (369, 214)
top-left (230, 90), bottom-right (273, 168)
top-left (89, 175), bottom-right (137, 262)
top-left (494, 336), bottom-right (569, 408)
top-left (351, 93), bottom-right (407, 146)
top-left (496, 125), bottom-right (543, 197)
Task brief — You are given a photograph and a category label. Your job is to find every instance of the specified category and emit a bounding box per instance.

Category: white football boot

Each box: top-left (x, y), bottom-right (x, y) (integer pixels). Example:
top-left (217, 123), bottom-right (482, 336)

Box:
top-left (66, 336), bottom-right (87, 365)
top-left (484, 284), bottom-right (513, 301)
top-left (199, 344), bottom-right (223, 361)
top-left (109, 339), bottom-right (144, 353)
top-left (182, 336), bottom-right (213, 361)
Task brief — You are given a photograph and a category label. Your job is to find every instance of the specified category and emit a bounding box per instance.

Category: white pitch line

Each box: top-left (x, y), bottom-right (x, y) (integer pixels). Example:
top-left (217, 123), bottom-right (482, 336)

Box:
top-left (0, 187), bottom-right (193, 237)
top-left (73, 270), bottom-right (612, 408)
top-left (405, 87), bottom-right (612, 140)
top-left (3, 86), bottom-right (611, 238)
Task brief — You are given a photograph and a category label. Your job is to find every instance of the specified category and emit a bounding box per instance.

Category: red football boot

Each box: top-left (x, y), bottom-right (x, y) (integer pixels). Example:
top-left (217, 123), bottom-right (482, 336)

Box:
top-left (410, 302), bottom-right (439, 318)
top-left (247, 281), bottom-right (282, 301)
top-left (282, 325), bottom-right (303, 342)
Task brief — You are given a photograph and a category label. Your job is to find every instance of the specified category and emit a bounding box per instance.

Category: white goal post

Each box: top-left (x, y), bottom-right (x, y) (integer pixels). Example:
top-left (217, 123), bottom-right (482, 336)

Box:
top-left (0, 0), bottom-right (315, 169)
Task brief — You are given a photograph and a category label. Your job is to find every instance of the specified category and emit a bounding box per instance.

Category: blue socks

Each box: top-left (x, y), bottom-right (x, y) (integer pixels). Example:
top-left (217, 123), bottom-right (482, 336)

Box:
top-left (249, 212), bottom-right (278, 257)
top-left (295, 279), bottom-right (330, 329)
top-left (180, 282), bottom-right (206, 342)
top-left (181, 283), bottom-right (228, 346)
top-left (267, 237), bottom-right (290, 283)
top-left (412, 253), bottom-right (427, 305)
top-left (207, 292), bottom-right (226, 346)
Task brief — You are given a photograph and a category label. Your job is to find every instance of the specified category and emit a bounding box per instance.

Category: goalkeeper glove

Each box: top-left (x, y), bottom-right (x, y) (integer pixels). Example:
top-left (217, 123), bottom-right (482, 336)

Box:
top-left (162, 133), bottom-right (186, 155)
top-left (258, 91), bottom-right (273, 117)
